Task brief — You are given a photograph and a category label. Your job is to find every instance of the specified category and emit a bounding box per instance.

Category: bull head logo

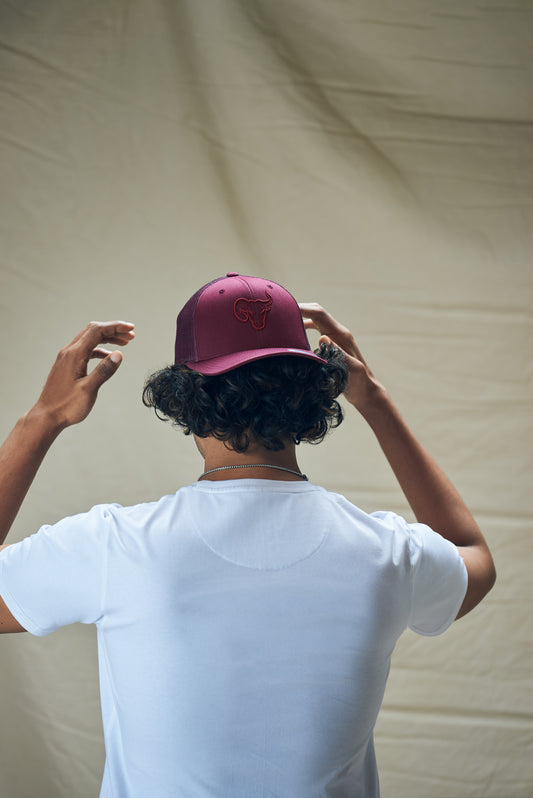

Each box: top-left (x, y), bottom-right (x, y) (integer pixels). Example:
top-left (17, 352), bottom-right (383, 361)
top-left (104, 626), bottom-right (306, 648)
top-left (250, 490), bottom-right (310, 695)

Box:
top-left (233, 291), bottom-right (273, 331)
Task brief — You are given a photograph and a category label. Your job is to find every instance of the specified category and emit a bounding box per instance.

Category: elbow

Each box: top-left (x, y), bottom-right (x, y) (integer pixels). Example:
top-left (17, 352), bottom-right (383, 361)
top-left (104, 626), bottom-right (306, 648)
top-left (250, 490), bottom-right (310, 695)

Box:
top-left (456, 546), bottom-right (496, 620)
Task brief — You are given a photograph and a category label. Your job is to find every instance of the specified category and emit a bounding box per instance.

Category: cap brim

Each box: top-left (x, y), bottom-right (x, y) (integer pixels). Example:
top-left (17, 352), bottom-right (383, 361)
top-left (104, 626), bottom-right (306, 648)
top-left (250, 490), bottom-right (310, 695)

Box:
top-left (185, 347), bottom-right (327, 375)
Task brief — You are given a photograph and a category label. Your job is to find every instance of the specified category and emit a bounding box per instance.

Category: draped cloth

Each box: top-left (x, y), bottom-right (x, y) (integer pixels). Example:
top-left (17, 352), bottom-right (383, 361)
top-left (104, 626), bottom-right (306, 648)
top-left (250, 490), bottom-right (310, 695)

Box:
top-left (0, 2), bottom-right (531, 796)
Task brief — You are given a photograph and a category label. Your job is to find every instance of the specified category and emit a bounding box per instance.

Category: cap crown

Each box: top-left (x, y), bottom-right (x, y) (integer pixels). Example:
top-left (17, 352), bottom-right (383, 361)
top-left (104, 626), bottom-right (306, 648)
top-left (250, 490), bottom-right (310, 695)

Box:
top-left (175, 273), bottom-right (317, 374)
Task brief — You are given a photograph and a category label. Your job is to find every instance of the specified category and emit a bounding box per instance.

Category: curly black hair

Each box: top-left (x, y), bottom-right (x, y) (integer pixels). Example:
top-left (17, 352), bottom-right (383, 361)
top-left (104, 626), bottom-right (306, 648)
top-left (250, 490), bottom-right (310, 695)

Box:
top-left (142, 342), bottom-right (348, 452)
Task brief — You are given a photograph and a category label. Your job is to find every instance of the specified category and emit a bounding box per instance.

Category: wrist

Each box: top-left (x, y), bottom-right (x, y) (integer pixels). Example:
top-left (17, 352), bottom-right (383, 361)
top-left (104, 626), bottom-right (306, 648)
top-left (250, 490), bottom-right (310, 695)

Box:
top-left (22, 404), bottom-right (66, 441)
top-left (348, 379), bottom-right (392, 420)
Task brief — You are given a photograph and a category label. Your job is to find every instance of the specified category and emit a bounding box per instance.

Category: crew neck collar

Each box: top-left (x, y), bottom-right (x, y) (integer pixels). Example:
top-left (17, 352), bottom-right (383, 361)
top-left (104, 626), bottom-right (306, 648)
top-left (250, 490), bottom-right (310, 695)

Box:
top-left (192, 478), bottom-right (318, 491)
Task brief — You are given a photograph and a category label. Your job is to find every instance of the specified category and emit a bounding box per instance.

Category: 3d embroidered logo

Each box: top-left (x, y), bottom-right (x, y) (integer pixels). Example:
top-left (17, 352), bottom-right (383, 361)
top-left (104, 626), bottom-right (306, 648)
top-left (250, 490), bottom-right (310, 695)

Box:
top-left (233, 292), bottom-right (273, 331)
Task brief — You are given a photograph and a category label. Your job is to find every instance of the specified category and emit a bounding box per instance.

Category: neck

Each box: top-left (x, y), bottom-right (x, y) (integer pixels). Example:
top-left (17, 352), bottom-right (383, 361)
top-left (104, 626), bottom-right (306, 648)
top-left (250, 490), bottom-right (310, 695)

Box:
top-left (195, 435), bottom-right (305, 481)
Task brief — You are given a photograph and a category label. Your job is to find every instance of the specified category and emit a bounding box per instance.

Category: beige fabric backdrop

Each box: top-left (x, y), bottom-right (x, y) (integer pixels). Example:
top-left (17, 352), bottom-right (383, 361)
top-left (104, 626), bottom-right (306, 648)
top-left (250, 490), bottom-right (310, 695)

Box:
top-left (1, 1), bottom-right (532, 796)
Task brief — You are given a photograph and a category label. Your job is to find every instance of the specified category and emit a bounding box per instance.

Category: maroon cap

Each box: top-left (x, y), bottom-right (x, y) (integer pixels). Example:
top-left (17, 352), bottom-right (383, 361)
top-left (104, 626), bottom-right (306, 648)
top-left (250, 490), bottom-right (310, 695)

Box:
top-left (174, 273), bottom-right (326, 375)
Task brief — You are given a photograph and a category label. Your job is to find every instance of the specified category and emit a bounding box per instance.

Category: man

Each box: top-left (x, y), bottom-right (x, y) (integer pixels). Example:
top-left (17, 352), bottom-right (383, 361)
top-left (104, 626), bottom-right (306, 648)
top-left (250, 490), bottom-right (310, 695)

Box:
top-left (0, 273), bottom-right (495, 797)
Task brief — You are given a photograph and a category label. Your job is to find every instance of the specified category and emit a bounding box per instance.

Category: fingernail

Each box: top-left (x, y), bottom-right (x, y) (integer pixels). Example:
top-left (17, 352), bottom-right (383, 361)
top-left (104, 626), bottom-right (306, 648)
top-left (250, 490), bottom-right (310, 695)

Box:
top-left (110, 352), bottom-right (122, 363)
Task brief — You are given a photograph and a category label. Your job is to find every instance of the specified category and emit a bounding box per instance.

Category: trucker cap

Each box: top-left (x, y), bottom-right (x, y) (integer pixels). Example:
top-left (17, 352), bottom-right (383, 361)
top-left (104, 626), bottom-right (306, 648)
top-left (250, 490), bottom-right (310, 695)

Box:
top-left (174, 272), bottom-right (326, 375)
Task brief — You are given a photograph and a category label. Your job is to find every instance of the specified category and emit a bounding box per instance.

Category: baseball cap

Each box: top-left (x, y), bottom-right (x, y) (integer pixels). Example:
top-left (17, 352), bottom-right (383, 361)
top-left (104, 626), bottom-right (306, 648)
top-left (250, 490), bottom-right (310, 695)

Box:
top-left (174, 272), bottom-right (326, 375)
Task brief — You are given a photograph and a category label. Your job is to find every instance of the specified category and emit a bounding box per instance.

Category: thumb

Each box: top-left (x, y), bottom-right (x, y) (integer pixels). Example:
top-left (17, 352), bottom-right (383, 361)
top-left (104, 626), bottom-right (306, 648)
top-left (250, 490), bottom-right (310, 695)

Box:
top-left (86, 350), bottom-right (123, 391)
top-left (319, 334), bottom-right (361, 367)
top-left (319, 335), bottom-right (345, 354)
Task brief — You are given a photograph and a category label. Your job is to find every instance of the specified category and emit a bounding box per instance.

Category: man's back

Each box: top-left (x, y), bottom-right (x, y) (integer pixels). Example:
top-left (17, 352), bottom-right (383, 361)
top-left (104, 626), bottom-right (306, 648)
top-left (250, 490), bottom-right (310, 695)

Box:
top-left (0, 478), bottom-right (466, 797)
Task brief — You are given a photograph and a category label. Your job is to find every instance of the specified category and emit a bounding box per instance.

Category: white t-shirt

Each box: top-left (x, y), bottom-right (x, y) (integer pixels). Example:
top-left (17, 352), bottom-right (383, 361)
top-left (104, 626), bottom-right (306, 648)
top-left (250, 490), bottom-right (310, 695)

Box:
top-left (0, 479), bottom-right (467, 798)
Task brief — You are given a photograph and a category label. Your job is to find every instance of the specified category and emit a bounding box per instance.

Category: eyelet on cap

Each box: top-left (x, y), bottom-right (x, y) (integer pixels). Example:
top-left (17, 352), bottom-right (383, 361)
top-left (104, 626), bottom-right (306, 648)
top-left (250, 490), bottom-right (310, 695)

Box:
top-left (226, 271), bottom-right (239, 277)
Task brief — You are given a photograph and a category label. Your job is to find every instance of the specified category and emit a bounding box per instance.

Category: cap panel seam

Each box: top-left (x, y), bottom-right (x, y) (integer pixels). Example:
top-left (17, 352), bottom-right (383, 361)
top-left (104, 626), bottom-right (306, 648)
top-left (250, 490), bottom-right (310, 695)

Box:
top-left (190, 275), bottom-right (228, 362)
top-left (237, 276), bottom-right (254, 296)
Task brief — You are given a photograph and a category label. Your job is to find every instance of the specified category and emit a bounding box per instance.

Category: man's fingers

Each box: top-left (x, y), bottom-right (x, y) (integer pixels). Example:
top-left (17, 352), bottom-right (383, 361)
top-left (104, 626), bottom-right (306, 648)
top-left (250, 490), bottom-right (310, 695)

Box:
top-left (68, 321), bottom-right (135, 358)
top-left (68, 320), bottom-right (134, 344)
top-left (299, 302), bottom-right (329, 326)
top-left (299, 303), bottom-right (358, 354)
top-left (84, 321), bottom-right (135, 349)
top-left (299, 303), bottom-right (349, 337)
top-left (302, 318), bottom-right (319, 331)
top-left (299, 302), bottom-right (372, 370)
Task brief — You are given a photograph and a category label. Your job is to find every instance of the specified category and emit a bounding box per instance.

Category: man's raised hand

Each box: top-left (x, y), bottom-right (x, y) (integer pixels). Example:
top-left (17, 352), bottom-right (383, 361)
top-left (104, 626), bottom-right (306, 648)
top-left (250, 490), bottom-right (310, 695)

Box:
top-left (34, 321), bottom-right (135, 429)
top-left (298, 303), bottom-right (384, 413)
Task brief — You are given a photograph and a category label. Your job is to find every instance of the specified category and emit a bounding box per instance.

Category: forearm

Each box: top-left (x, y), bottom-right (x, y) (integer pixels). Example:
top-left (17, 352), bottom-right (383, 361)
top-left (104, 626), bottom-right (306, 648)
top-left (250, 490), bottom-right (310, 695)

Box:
top-left (298, 302), bottom-right (495, 615)
top-left (357, 386), bottom-right (486, 548)
top-left (0, 408), bottom-right (61, 544)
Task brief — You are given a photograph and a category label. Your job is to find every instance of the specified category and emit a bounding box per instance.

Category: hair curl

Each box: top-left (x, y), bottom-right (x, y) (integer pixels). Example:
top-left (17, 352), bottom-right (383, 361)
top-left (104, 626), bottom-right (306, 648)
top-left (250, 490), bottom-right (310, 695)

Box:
top-left (142, 343), bottom-right (348, 452)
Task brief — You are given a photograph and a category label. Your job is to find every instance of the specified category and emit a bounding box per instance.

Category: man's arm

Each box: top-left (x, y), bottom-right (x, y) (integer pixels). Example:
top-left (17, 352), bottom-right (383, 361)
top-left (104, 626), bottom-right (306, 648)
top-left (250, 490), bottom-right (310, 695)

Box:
top-left (0, 320), bottom-right (135, 633)
top-left (299, 303), bottom-right (496, 619)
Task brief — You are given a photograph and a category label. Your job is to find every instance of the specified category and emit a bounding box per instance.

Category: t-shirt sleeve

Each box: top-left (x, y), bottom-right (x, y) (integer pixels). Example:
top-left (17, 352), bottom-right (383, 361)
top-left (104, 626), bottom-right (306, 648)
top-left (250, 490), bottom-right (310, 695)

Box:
top-left (371, 511), bottom-right (468, 636)
top-left (0, 504), bottom-right (116, 636)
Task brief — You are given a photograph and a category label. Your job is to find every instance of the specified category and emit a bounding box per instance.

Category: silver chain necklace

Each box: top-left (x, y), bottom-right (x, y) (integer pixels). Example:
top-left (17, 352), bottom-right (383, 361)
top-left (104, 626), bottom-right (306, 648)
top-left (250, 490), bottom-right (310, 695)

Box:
top-left (198, 463), bottom-right (308, 481)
